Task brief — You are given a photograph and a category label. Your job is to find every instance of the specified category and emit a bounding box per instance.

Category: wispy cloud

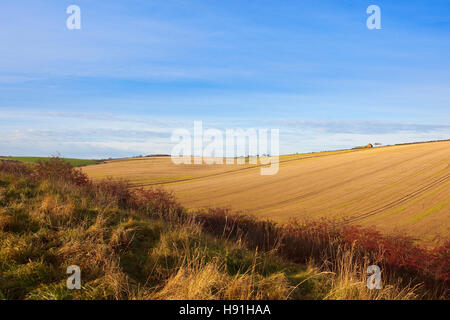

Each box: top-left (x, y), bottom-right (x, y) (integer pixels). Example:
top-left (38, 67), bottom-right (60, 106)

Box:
top-left (267, 120), bottom-right (450, 134)
top-left (1, 111), bottom-right (448, 158)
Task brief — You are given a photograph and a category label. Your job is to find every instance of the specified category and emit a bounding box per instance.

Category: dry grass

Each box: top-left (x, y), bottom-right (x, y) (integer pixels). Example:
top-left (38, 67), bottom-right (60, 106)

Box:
top-left (321, 245), bottom-right (420, 300)
top-left (150, 257), bottom-right (292, 300)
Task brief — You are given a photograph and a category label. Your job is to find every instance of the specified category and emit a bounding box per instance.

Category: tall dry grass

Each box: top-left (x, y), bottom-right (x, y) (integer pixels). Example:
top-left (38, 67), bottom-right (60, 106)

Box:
top-left (197, 209), bottom-right (449, 299)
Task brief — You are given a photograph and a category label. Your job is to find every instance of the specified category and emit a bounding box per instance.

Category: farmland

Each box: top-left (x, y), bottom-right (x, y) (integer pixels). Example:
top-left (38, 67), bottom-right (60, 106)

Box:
top-left (82, 141), bottom-right (450, 244)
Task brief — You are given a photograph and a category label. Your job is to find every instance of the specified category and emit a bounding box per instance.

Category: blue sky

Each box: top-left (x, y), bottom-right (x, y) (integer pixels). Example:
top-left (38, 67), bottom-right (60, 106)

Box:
top-left (0, 0), bottom-right (449, 158)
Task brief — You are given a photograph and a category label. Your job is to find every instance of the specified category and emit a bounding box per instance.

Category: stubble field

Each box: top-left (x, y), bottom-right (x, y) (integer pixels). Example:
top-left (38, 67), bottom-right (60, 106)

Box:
top-left (82, 141), bottom-right (450, 244)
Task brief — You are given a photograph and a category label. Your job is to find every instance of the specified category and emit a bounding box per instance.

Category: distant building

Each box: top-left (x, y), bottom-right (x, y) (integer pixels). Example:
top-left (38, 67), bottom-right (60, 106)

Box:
top-left (352, 143), bottom-right (374, 149)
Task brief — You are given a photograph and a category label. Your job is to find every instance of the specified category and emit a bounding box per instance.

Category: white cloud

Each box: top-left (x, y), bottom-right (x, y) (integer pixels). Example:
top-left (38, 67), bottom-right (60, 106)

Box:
top-left (1, 111), bottom-right (449, 158)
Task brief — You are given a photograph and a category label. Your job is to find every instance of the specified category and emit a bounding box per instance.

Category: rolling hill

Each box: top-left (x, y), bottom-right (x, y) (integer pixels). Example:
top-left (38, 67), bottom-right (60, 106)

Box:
top-left (82, 140), bottom-right (450, 244)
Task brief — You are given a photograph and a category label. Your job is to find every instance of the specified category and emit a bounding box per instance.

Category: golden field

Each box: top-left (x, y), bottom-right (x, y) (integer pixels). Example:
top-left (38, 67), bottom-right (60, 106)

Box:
top-left (82, 141), bottom-right (450, 244)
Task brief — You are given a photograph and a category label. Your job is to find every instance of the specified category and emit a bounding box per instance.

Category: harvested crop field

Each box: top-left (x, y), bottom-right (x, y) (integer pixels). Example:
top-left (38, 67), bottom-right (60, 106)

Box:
top-left (83, 141), bottom-right (450, 244)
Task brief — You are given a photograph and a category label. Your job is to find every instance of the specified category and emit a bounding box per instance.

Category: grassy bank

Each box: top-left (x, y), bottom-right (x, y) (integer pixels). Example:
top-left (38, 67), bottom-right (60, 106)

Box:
top-left (0, 158), bottom-right (447, 299)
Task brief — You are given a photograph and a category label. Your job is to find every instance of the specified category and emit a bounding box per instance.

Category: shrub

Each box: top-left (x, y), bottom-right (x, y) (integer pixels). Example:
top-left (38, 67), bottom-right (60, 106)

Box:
top-left (0, 160), bottom-right (33, 177)
top-left (33, 157), bottom-right (90, 187)
top-left (197, 211), bottom-right (449, 297)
